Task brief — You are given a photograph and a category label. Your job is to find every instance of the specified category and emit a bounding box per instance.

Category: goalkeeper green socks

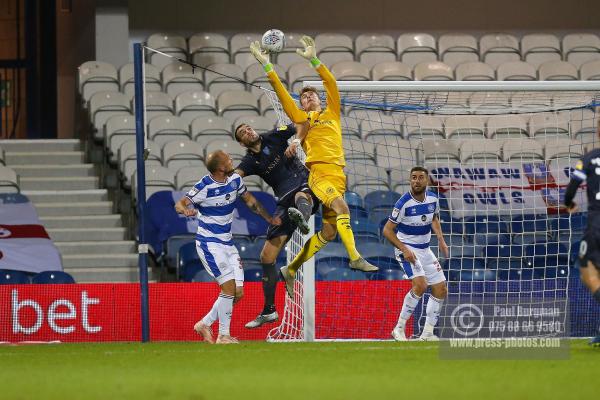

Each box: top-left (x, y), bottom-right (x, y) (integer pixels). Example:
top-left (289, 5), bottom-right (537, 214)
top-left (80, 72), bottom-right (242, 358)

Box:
top-left (288, 232), bottom-right (328, 275)
top-left (336, 214), bottom-right (360, 261)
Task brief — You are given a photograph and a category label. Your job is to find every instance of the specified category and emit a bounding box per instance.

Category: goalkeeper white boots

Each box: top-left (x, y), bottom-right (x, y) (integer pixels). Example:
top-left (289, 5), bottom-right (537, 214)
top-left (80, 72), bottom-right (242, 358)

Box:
top-left (350, 257), bottom-right (379, 272)
top-left (280, 266), bottom-right (295, 298)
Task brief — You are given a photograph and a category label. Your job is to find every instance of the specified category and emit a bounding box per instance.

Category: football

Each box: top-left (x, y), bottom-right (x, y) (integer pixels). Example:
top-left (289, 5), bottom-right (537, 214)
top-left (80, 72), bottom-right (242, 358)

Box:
top-left (261, 29), bottom-right (286, 53)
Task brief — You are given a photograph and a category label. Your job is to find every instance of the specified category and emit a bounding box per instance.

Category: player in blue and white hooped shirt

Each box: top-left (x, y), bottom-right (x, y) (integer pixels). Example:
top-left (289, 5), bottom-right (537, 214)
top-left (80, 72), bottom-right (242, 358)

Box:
top-left (175, 150), bottom-right (280, 344)
top-left (383, 166), bottom-right (449, 341)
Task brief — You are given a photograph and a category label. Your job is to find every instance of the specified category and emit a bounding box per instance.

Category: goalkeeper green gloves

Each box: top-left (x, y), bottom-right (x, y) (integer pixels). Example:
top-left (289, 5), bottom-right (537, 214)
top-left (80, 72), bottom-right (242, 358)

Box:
top-left (250, 41), bottom-right (274, 72)
top-left (296, 35), bottom-right (320, 67)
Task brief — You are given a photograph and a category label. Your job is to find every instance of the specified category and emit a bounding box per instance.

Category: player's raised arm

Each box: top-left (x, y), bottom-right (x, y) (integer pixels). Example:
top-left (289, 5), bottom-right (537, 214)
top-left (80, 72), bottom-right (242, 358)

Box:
top-left (250, 41), bottom-right (308, 124)
top-left (241, 191), bottom-right (282, 226)
top-left (296, 36), bottom-right (341, 117)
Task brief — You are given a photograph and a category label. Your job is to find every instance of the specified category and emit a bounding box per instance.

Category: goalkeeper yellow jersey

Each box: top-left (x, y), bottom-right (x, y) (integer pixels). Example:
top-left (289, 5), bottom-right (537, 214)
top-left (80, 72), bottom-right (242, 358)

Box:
top-left (266, 64), bottom-right (345, 168)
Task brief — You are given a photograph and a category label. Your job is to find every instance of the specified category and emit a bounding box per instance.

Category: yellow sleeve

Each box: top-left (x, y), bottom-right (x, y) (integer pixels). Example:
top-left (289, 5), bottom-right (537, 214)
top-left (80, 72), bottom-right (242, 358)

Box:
top-left (266, 70), bottom-right (308, 124)
top-left (315, 63), bottom-right (341, 117)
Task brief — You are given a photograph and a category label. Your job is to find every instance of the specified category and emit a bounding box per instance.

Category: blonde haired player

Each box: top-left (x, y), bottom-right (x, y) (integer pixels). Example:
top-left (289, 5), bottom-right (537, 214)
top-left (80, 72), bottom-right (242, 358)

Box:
top-left (250, 35), bottom-right (378, 296)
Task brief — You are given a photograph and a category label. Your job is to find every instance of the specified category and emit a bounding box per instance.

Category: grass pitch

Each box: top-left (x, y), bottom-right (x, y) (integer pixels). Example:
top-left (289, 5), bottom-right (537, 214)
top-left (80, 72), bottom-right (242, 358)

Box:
top-left (0, 340), bottom-right (595, 400)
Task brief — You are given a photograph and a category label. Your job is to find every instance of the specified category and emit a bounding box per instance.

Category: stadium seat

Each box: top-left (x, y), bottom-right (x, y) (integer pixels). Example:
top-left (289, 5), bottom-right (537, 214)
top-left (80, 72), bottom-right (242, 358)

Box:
top-left (348, 218), bottom-right (381, 242)
top-left (468, 91), bottom-right (511, 113)
top-left (502, 139), bottom-right (544, 161)
top-left (368, 269), bottom-right (405, 281)
top-left (404, 115), bottom-right (445, 140)
top-left (550, 213), bottom-right (586, 234)
top-left (118, 140), bottom-right (162, 188)
top-left (529, 113), bottom-right (570, 138)
top-left (413, 61), bottom-right (453, 81)
top-left (371, 61), bottom-right (412, 81)
top-left (459, 139), bottom-right (502, 162)
top-left (147, 33), bottom-right (187, 69)
top-left (0, 269), bottom-right (30, 284)
top-left (397, 33), bottom-right (437, 67)
top-left (521, 33), bottom-right (562, 67)
top-left (237, 241), bottom-right (263, 263)
top-left (482, 243), bottom-right (523, 259)
top-left (191, 115), bottom-right (233, 140)
top-left (244, 266), bottom-right (263, 282)
top-left (358, 113), bottom-right (401, 140)
top-left (341, 119), bottom-right (362, 139)
top-left (479, 33), bottom-right (521, 68)
top-left (344, 191), bottom-right (364, 209)
top-left (538, 61), bottom-right (578, 80)
top-left (485, 115), bottom-right (529, 139)
top-left (421, 139), bottom-right (460, 162)
top-left (178, 242), bottom-right (201, 281)
top-left (204, 138), bottom-right (245, 162)
top-left (374, 140), bottom-right (414, 170)
top-left (132, 91), bottom-right (175, 122)
top-left (131, 166), bottom-right (176, 199)
top-left (175, 165), bottom-right (209, 190)
top-left (355, 34), bottom-right (396, 67)
top-left (0, 166), bottom-right (20, 193)
top-left (78, 61), bottom-right (119, 102)
top-left (174, 90), bottom-right (217, 124)
top-left (234, 191), bottom-right (276, 237)
top-left (217, 90), bottom-right (260, 120)
top-left (569, 108), bottom-right (597, 138)
top-left (189, 33), bottom-right (230, 67)
top-left (162, 63), bottom-right (204, 97)
top-left (89, 91), bottom-right (130, 138)
top-left (164, 234), bottom-right (195, 269)
top-left (331, 61), bottom-right (371, 80)
top-left (258, 92), bottom-right (278, 120)
top-left (356, 242), bottom-right (396, 260)
top-left (346, 164), bottom-right (390, 198)
top-left (460, 269), bottom-right (497, 281)
top-left (233, 115), bottom-right (275, 134)
top-left (447, 242), bottom-right (477, 258)
top-left (321, 267), bottom-right (367, 281)
top-left (544, 138), bottom-right (583, 161)
top-left (364, 190), bottom-right (401, 211)
top-left (190, 269), bottom-right (214, 283)
top-left (32, 271), bottom-right (75, 284)
top-left (463, 216), bottom-right (510, 235)
top-left (288, 62), bottom-right (320, 92)
top-left (562, 33), bottom-right (600, 68)
top-left (147, 115), bottom-right (191, 146)
top-left (245, 63), bottom-right (287, 96)
top-left (444, 115), bottom-right (486, 140)
top-left (511, 214), bottom-right (549, 234)
top-left (204, 63), bottom-right (246, 97)
top-left (474, 232), bottom-right (511, 247)
top-left (438, 33), bottom-right (479, 67)
top-left (315, 33), bottom-right (354, 66)
top-left (162, 140), bottom-right (205, 171)
top-left (119, 63), bottom-right (161, 97)
top-left (445, 258), bottom-right (485, 271)
top-left (366, 256), bottom-right (399, 271)
top-left (438, 215), bottom-right (464, 235)
top-left (496, 61), bottom-right (536, 81)
top-left (579, 60), bottom-right (600, 80)
top-left (230, 33), bottom-right (262, 70)
top-left (455, 62), bottom-right (495, 81)
top-left (273, 32), bottom-right (305, 69)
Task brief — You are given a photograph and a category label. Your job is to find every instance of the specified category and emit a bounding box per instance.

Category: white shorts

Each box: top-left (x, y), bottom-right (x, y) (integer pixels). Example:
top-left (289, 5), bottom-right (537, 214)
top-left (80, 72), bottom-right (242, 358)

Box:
top-left (196, 240), bottom-right (244, 286)
top-left (394, 245), bottom-right (446, 286)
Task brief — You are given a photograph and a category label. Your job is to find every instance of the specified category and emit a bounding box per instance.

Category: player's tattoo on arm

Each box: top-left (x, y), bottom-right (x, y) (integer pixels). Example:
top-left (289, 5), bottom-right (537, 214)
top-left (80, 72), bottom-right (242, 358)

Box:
top-left (242, 192), bottom-right (272, 221)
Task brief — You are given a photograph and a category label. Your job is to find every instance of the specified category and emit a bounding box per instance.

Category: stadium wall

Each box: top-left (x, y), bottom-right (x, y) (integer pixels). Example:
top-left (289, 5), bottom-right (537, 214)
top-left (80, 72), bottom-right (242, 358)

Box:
top-left (1, 279), bottom-right (597, 343)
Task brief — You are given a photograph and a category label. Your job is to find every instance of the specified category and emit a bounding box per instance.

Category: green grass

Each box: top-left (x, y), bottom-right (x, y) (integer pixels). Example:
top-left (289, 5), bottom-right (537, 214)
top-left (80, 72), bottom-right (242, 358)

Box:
top-left (0, 340), bottom-right (596, 400)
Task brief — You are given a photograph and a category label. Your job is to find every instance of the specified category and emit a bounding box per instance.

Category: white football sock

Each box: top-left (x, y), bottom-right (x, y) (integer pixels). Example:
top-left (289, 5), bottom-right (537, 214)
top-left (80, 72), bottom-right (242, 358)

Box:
top-left (423, 295), bottom-right (444, 334)
top-left (397, 290), bottom-right (422, 327)
top-left (201, 300), bottom-right (219, 327)
top-left (217, 293), bottom-right (234, 336)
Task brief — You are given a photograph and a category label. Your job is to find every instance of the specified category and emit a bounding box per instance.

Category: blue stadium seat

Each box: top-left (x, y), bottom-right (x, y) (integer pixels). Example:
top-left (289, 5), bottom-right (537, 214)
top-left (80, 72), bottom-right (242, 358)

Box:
top-left (356, 242), bottom-right (396, 260)
top-left (190, 269), bottom-right (213, 283)
top-left (447, 242), bottom-right (477, 258)
top-left (315, 242), bottom-right (347, 260)
top-left (366, 256), bottom-right (400, 270)
top-left (146, 190), bottom-right (192, 257)
top-left (487, 258), bottom-right (525, 270)
top-left (244, 267), bottom-right (263, 282)
top-left (165, 234), bottom-right (195, 269)
top-left (368, 269), bottom-right (406, 280)
top-left (438, 193), bottom-right (449, 210)
top-left (344, 191), bottom-right (364, 209)
top-left (182, 262), bottom-right (203, 282)
top-left (463, 215), bottom-right (509, 235)
top-left (238, 241), bottom-right (263, 262)
top-left (511, 214), bottom-right (548, 234)
top-left (0, 269), bottom-right (30, 284)
top-left (445, 258), bottom-right (486, 271)
top-left (321, 267), bottom-right (367, 281)
top-left (316, 256), bottom-right (351, 271)
top-left (232, 235), bottom-right (253, 245)
top-left (474, 233), bottom-right (511, 246)
top-left (533, 267), bottom-right (568, 279)
top-left (549, 213), bottom-right (587, 234)
top-left (32, 271), bottom-right (75, 284)
top-left (460, 269), bottom-right (496, 281)
top-left (349, 206), bottom-right (369, 221)
top-left (512, 232), bottom-right (549, 245)
top-left (178, 242), bottom-right (201, 281)
top-left (364, 190), bottom-right (401, 211)
top-left (440, 217), bottom-right (463, 234)
top-left (235, 191), bottom-right (277, 236)
top-left (482, 244), bottom-right (523, 258)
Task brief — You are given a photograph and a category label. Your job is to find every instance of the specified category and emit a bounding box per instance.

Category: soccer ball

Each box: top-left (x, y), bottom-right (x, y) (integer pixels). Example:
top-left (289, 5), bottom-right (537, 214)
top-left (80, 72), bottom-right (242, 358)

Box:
top-left (261, 29), bottom-right (286, 53)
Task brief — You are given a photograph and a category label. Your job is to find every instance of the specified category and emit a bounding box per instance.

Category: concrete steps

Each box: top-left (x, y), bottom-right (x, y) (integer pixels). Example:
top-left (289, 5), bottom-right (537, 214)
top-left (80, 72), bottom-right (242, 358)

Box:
top-left (13, 164), bottom-right (96, 177)
top-left (4, 139), bottom-right (143, 283)
top-left (40, 215), bottom-right (123, 228)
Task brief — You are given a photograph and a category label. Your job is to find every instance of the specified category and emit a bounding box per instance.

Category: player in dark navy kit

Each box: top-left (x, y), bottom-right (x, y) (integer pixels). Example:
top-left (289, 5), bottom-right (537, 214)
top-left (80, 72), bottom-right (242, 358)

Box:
top-left (564, 120), bottom-right (600, 346)
top-left (235, 122), bottom-right (319, 328)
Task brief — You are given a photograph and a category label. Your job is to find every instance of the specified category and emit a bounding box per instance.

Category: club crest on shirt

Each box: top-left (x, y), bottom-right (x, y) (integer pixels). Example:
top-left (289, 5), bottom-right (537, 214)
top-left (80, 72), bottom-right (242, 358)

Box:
top-left (230, 180), bottom-right (238, 190)
top-left (391, 208), bottom-right (400, 219)
top-left (326, 186), bottom-right (335, 194)
top-left (225, 193), bottom-right (231, 200)
top-left (188, 187), bottom-right (199, 196)
top-left (428, 204), bottom-right (435, 213)
top-left (421, 215), bottom-right (427, 222)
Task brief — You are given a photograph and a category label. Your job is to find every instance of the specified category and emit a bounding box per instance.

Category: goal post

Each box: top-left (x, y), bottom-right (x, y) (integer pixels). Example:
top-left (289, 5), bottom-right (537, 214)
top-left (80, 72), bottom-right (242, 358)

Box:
top-left (266, 79), bottom-right (600, 342)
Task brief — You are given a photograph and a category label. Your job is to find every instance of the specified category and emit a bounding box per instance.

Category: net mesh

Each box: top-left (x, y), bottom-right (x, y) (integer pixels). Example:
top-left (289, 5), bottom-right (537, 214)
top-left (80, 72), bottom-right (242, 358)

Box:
top-left (266, 82), bottom-right (600, 340)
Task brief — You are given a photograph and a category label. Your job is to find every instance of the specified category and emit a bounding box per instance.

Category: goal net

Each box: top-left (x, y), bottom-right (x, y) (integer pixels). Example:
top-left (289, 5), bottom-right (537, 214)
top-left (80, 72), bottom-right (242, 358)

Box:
top-left (266, 80), bottom-right (600, 341)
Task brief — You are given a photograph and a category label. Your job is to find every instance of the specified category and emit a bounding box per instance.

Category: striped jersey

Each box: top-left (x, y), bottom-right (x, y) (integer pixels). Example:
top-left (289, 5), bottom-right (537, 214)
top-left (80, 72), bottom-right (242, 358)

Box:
top-left (388, 191), bottom-right (439, 249)
top-left (185, 173), bottom-right (247, 244)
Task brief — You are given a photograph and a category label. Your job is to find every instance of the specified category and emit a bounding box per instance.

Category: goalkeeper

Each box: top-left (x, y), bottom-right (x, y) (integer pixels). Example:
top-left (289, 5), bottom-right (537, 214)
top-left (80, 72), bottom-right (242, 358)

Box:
top-left (251, 35), bottom-right (378, 295)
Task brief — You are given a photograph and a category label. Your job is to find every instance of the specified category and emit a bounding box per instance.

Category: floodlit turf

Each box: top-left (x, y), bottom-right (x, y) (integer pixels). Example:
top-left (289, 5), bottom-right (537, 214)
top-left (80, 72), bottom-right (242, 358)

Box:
top-left (0, 340), bottom-right (595, 400)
